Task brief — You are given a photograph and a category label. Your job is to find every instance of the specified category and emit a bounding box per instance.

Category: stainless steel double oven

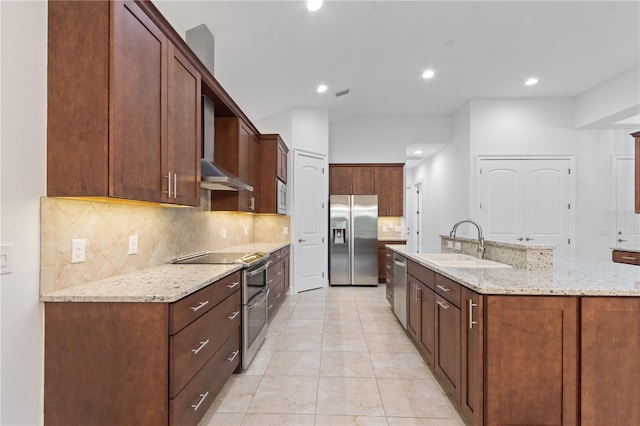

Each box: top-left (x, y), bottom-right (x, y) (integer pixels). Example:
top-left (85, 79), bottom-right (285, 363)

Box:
top-left (172, 251), bottom-right (270, 369)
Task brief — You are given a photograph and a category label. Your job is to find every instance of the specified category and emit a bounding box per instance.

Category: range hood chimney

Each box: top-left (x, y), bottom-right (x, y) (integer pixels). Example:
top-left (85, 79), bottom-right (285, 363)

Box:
top-left (187, 24), bottom-right (252, 192)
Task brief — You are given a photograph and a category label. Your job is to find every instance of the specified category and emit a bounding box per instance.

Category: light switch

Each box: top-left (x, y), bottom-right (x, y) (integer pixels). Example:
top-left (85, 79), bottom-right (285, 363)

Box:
top-left (128, 235), bottom-right (138, 255)
top-left (454, 242), bottom-right (462, 250)
top-left (394, 226), bottom-right (402, 232)
top-left (283, 227), bottom-right (289, 235)
top-left (383, 226), bottom-right (388, 233)
top-left (71, 239), bottom-right (86, 263)
top-left (1, 244), bottom-right (13, 274)
top-left (222, 229), bottom-right (227, 240)
top-left (447, 241), bottom-right (453, 249)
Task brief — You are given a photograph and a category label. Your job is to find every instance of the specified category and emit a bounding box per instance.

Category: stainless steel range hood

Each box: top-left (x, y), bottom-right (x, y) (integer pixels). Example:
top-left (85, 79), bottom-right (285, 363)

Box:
top-left (200, 159), bottom-right (253, 192)
top-left (188, 24), bottom-right (253, 193)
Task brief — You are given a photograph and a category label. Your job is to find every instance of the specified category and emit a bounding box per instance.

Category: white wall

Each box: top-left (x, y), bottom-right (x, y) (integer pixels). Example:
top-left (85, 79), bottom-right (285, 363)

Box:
top-left (409, 104), bottom-right (472, 251)
top-left (574, 65), bottom-right (640, 129)
top-left (329, 115), bottom-right (451, 163)
top-left (0, 1), bottom-right (47, 424)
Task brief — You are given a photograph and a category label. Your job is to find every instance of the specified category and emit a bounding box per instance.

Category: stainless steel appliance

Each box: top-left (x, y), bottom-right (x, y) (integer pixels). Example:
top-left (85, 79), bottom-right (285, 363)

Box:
top-left (277, 179), bottom-right (287, 214)
top-left (172, 251), bottom-right (269, 369)
top-left (329, 195), bottom-right (378, 285)
top-left (393, 253), bottom-right (407, 329)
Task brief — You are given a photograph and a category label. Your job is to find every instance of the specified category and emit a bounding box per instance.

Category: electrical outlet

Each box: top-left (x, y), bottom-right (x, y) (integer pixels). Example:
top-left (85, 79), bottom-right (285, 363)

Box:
top-left (244, 227), bottom-right (249, 237)
top-left (128, 235), bottom-right (138, 255)
top-left (1, 244), bottom-right (13, 274)
top-left (454, 242), bottom-right (461, 250)
top-left (222, 229), bottom-right (227, 240)
top-left (71, 239), bottom-right (86, 263)
top-left (447, 241), bottom-right (453, 249)
top-left (395, 226), bottom-right (402, 232)
top-left (283, 227), bottom-right (289, 235)
top-left (383, 225), bottom-right (388, 233)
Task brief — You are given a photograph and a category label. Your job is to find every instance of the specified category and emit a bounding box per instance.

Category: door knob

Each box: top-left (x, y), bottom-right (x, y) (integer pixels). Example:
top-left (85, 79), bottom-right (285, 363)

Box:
top-left (298, 238), bottom-right (306, 243)
top-left (517, 237), bottom-right (524, 241)
top-left (525, 237), bottom-right (534, 241)
top-left (618, 238), bottom-right (627, 243)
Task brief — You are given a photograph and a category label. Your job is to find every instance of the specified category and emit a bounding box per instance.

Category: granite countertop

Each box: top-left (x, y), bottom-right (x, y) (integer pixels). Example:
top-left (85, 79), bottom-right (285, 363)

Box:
top-left (40, 241), bottom-right (289, 303)
top-left (387, 245), bottom-right (640, 297)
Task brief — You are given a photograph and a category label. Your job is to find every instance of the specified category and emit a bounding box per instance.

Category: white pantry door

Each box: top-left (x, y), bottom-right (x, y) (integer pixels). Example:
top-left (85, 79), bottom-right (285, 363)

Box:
top-left (293, 150), bottom-right (327, 292)
top-left (478, 158), bottom-right (574, 258)
top-left (613, 157), bottom-right (640, 249)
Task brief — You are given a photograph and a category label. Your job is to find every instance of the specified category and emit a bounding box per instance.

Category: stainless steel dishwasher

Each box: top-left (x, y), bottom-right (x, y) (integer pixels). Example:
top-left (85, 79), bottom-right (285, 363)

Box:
top-left (393, 253), bottom-right (407, 329)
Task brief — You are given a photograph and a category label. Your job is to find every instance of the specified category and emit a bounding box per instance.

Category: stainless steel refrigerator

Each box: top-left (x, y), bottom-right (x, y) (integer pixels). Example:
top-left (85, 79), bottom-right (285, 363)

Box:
top-left (329, 195), bottom-right (378, 285)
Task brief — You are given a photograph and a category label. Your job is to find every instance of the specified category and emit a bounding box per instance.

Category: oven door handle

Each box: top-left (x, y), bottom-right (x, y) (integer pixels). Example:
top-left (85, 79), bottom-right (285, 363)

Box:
top-left (247, 261), bottom-right (271, 277)
top-left (247, 288), bottom-right (270, 311)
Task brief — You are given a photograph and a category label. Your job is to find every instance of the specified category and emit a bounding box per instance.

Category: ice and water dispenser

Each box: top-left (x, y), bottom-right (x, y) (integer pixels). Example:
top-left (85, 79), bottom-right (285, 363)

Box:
top-left (331, 221), bottom-right (347, 244)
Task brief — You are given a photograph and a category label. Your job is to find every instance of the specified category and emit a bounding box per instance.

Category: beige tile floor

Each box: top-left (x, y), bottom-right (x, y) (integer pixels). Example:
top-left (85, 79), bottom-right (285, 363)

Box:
top-left (199, 285), bottom-right (466, 426)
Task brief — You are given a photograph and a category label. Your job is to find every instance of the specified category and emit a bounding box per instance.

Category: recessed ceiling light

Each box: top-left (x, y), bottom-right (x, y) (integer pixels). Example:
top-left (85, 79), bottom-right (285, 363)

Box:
top-left (422, 69), bottom-right (435, 79)
top-left (307, 0), bottom-right (323, 11)
top-left (525, 77), bottom-right (539, 86)
top-left (317, 84), bottom-right (328, 93)
top-left (414, 150), bottom-right (423, 155)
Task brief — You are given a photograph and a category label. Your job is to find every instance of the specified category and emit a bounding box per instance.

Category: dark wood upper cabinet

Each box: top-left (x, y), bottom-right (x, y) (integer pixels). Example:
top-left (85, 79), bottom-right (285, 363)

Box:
top-left (47, 0), bottom-right (200, 206)
top-left (211, 117), bottom-right (258, 212)
top-left (329, 165), bottom-right (375, 195)
top-left (259, 134), bottom-right (288, 214)
top-left (375, 165), bottom-right (404, 216)
top-left (633, 131), bottom-right (640, 213)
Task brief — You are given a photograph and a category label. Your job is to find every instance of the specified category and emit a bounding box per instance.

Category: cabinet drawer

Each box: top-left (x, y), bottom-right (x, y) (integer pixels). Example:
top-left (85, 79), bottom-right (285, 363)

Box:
top-left (435, 274), bottom-right (461, 308)
top-left (612, 250), bottom-right (640, 266)
top-left (170, 271), bottom-right (241, 334)
top-left (170, 291), bottom-right (241, 397)
top-left (281, 245), bottom-right (290, 257)
top-left (386, 284), bottom-right (394, 305)
top-left (408, 260), bottom-right (435, 289)
top-left (269, 249), bottom-right (283, 264)
top-left (170, 331), bottom-right (240, 426)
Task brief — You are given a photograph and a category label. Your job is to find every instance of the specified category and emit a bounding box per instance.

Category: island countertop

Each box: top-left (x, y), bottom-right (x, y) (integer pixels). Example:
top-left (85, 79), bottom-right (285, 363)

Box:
top-left (387, 245), bottom-right (640, 297)
top-left (40, 241), bottom-right (289, 303)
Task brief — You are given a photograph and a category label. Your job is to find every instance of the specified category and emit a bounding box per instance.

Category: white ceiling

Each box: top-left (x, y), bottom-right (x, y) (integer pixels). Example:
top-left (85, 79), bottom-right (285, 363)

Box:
top-left (156, 1), bottom-right (639, 127)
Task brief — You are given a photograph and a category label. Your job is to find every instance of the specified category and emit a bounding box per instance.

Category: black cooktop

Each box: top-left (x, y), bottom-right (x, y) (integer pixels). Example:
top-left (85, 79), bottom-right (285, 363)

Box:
top-left (172, 251), bottom-right (267, 266)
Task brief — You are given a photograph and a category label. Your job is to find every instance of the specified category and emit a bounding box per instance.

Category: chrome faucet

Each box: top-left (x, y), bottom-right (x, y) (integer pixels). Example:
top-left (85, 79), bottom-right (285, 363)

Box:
top-left (449, 219), bottom-right (485, 259)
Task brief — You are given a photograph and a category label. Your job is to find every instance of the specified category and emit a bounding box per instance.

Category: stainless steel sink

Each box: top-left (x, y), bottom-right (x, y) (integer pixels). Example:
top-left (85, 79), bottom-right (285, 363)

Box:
top-left (417, 253), bottom-right (512, 269)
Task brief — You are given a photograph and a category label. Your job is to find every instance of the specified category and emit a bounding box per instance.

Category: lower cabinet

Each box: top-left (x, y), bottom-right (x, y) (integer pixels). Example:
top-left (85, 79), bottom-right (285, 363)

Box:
top-left (378, 240), bottom-right (406, 282)
top-left (385, 249), bottom-right (394, 306)
top-left (44, 272), bottom-right (242, 426)
top-left (460, 287), bottom-right (483, 426)
top-left (581, 297), bottom-right (640, 426)
top-left (267, 246), bottom-right (290, 319)
top-left (434, 293), bottom-right (461, 404)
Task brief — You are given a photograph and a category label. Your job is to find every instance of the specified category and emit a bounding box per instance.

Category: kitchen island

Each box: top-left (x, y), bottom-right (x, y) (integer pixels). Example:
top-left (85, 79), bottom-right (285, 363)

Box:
top-left (41, 241), bottom-right (289, 426)
top-left (386, 244), bottom-right (640, 426)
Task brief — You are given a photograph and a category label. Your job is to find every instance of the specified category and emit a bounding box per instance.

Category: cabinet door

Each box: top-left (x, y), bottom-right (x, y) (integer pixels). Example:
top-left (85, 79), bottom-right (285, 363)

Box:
top-left (352, 167), bottom-right (375, 195)
top-left (237, 123), bottom-right (251, 211)
top-left (375, 167), bottom-right (390, 215)
top-left (167, 44), bottom-right (201, 206)
top-left (461, 288), bottom-right (483, 426)
top-left (330, 166), bottom-right (353, 195)
top-left (581, 297), bottom-right (640, 426)
top-left (277, 142), bottom-right (288, 183)
top-left (407, 275), bottom-right (421, 341)
top-left (419, 283), bottom-right (435, 367)
top-left (434, 293), bottom-right (461, 403)
top-left (387, 166), bottom-right (404, 216)
top-left (248, 133), bottom-right (260, 211)
top-left (111, 0), bottom-right (167, 203)
top-left (485, 296), bottom-right (577, 426)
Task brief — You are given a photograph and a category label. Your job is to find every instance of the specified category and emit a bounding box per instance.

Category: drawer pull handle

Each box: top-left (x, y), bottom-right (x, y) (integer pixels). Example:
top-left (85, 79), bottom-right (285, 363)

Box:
top-left (227, 281), bottom-right (240, 289)
top-left (437, 300), bottom-right (450, 310)
top-left (386, 253), bottom-right (391, 257)
top-left (436, 284), bottom-right (451, 293)
top-left (227, 350), bottom-right (240, 362)
top-left (276, 292), bottom-right (282, 299)
top-left (191, 339), bottom-right (210, 355)
top-left (227, 310), bottom-right (240, 320)
top-left (190, 301), bottom-right (209, 312)
top-left (622, 256), bottom-right (637, 260)
top-left (276, 271), bottom-right (282, 276)
top-left (268, 304), bottom-right (273, 310)
top-left (386, 279), bottom-right (391, 283)
top-left (191, 391), bottom-right (209, 411)
top-left (268, 279), bottom-right (274, 284)
top-left (386, 265), bottom-right (391, 270)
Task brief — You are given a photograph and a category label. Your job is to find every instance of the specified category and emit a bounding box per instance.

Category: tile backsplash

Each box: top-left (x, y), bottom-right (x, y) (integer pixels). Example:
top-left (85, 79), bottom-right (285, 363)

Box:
top-left (40, 195), bottom-right (290, 293)
top-left (377, 217), bottom-right (403, 240)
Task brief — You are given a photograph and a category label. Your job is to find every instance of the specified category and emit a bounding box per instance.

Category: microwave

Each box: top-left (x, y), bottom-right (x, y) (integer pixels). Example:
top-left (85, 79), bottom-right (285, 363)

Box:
top-left (277, 179), bottom-right (286, 214)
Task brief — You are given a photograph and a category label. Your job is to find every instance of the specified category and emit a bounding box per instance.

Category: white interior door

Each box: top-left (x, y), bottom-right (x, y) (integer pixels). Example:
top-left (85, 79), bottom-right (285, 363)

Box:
top-left (479, 158), bottom-right (574, 258)
top-left (613, 157), bottom-right (640, 249)
top-left (293, 150), bottom-right (327, 292)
